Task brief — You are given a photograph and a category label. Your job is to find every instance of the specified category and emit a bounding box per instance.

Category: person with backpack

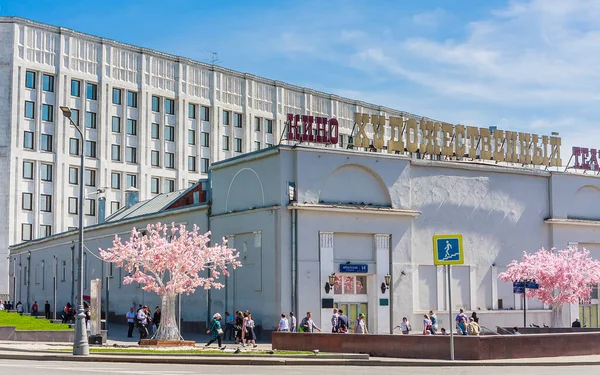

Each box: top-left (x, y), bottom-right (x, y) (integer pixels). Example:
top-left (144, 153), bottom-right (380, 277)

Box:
top-left (205, 313), bottom-right (226, 350)
top-left (336, 309), bottom-right (349, 333)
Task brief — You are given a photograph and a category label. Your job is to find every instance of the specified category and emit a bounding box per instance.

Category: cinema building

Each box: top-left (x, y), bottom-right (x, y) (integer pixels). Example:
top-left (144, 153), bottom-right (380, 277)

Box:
top-left (9, 114), bottom-right (600, 333)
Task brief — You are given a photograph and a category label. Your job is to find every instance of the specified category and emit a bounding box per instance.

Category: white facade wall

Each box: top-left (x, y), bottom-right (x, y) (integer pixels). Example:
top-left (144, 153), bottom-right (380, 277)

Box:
top-left (0, 17), bottom-right (428, 295)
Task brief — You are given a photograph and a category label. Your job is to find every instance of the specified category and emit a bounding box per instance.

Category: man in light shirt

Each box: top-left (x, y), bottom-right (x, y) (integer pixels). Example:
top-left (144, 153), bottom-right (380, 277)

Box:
top-left (289, 312), bottom-right (297, 332)
top-left (301, 312), bottom-right (320, 332)
top-left (126, 307), bottom-right (136, 338)
top-left (331, 308), bottom-right (339, 333)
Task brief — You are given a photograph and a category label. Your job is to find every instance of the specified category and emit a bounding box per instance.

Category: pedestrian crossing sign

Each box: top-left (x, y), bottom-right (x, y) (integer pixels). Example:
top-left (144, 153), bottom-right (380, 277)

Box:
top-left (433, 234), bottom-right (464, 265)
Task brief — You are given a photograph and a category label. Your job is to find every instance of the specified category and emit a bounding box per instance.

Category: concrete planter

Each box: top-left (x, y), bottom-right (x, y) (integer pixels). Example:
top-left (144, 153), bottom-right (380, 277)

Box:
top-left (0, 326), bottom-right (107, 343)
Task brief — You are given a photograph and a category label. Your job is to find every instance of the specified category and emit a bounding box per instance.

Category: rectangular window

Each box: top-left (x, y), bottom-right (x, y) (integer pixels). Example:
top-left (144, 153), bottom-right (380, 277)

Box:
top-left (126, 147), bottom-right (137, 164)
top-left (25, 71), bottom-right (36, 89)
top-left (165, 126), bottom-right (175, 142)
top-left (151, 150), bottom-right (160, 166)
top-left (235, 138), bottom-right (242, 153)
top-left (111, 172), bottom-right (121, 189)
top-left (151, 123), bottom-right (160, 139)
top-left (127, 91), bottom-right (137, 108)
top-left (85, 111), bottom-right (97, 129)
top-left (42, 104), bottom-right (53, 122)
top-left (22, 193), bottom-right (33, 211)
top-left (126, 174), bottom-right (137, 188)
top-left (126, 119), bottom-right (137, 135)
top-left (266, 142), bottom-right (273, 148)
top-left (85, 199), bottom-right (96, 216)
top-left (165, 99), bottom-right (175, 115)
top-left (40, 225), bottom-right (52, 238)
top-left (201, 106), bottom-right (210, 121)
top-left (201, 158), bottom-right (209, 173)
top-left (201, 132), bottom-right (210, 147)
top-left (112, 116), bottom-right (121, 133)
top-left (151, 177), bottom-right (160, 194)
top-left (164, 179), bottom-right (175, 193)
top-left (71, 79), bottom-right (81, 97)
top-left (188, 156), bottom-right (196, 172)
top-left (85, 141), bottom-right (96, 158)
top-left (110, 201), bottom-right (120, 214)
top-left (69, 167), bottom-right (78, 185)
top-left (40, 164), bottom-right (52, 181)
top-left (254, 141), bottom-right (261, 151)
top-left (42, 74), bottom-right (54, 92)
top-left (41, 134), bottom-right (53, 152)
top-left (22, 224), bottom-right (32, 241)
top-left (71, 109), bottom-right (80, 126)
top-left (23, 161), bottom-right (34, 179)
top-left (85, 169), bottom-right (96, 187)
top-left (25, 101), bottom-right (35, 119)
top-left (222, 110), bottom-right (230, 125)
top-left (86, 83), bottom-right (97, 100)
top-left (254, 117), bottom-right (261, 131)
top-left (188, 129), bottom-right (196, 145)
top-left (188, 103), bottom-right (196, 119)
top-left (222, 135), bottom-right (230, 151)
top-left (111, 144), bottom-right (121, 161)
top-left (60, 260), bottom-right (67, 281)
top-left (151, 96), bottom-right (160, 112)
top-left (266, 119), bottom-right (273, 134)
top-left (40, 194), bottom-right (52, 212)
top-left (112, 88), bottom-right (122, 105)
top-left (68, 197), bottom-right (78, 214)
top-left (234, 113), bottom-right (242, 128)
top-left (23, 131), bottom-right (34, 149)
top-left (69, 138), bottom-right (79, 155)
top-left (165, 152), bottom-right (175, 169)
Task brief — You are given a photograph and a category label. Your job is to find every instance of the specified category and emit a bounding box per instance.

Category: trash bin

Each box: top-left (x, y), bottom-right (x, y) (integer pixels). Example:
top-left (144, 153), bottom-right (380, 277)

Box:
top-left (88, 334), bottom-right (103, 345)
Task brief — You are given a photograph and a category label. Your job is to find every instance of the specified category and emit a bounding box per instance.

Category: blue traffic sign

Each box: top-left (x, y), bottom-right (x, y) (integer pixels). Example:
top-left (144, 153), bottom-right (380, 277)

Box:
top-left (433, 234), bottom-right (464, 265)
top-left (525, 281), bottom-right (539, 289)
top-left (513, 286), bottom-right (525, 294)
top-left (513, 281), bottom-right (525, 288)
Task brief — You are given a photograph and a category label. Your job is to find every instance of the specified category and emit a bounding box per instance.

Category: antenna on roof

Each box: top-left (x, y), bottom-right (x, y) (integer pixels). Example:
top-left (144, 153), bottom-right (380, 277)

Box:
top-left (208, 52), bottom-right (220, 67)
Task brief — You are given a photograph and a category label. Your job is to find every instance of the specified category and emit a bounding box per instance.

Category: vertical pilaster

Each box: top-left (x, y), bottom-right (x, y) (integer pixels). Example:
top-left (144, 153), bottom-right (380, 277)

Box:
top-left (374, 234), bottom-right (391, 334)
top-left (319, 231), bottom-right (334, 329)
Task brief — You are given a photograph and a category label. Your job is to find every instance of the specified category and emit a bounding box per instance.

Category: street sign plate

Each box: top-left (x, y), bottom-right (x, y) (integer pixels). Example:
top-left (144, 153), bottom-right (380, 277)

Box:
top-left (339, 264), bottom-right (368, 273)
top-left (513, 286), bottom-right (525, 294)
top-left (433, 234), bottom-right (464, 265)
top-left (525, 281), bottom-right (539, 289)
top-left (513, 281), bottom-right (525, 288)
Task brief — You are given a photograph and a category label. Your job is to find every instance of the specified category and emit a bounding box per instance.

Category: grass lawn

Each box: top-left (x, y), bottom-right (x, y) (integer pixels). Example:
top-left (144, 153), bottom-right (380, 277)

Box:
top-left (51, 347), bottom-right (314, 355)
top-left (0, 310), bottom-right (73, 331)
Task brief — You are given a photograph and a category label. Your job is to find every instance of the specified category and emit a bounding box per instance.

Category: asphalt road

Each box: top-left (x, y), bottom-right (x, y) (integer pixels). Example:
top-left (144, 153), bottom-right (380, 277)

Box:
top-left (1, 360), bottom-right (600, 375)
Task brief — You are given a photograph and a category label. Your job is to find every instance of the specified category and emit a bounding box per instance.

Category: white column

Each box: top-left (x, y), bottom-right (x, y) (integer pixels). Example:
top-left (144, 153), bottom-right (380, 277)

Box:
top-left (319, 231), bottom-right (334, 330)
top-left (491, 266), bottom-right (498, 310)
top-left (437, 266), bottom-right (445, 310)
top-left (375, 234), bottom-right (391, 334)
top-left (469, 265), bottom-right (477, 310)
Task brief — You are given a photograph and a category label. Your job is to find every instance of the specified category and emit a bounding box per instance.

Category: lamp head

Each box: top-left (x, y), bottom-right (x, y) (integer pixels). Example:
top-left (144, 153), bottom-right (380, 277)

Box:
top-left (59, 106), bottom-right (72, 119)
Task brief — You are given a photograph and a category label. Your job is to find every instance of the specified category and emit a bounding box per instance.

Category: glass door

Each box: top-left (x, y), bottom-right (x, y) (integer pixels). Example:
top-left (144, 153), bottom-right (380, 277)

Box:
top-left (579, 305), bottom-right (599, 328)
top-left (334, 302), bottom-right (368, 332)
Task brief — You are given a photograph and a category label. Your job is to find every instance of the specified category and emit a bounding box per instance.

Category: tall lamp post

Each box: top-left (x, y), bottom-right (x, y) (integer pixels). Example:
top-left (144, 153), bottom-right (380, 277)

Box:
top-left (59, 106), bottom-right (89, 356)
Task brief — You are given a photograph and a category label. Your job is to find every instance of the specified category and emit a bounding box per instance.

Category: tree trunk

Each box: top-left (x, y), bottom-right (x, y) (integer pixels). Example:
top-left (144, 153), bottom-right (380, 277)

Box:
top-left (152, 293), bottom-right (182, 341)
top-left (551, 304), bottom-right (563, 328)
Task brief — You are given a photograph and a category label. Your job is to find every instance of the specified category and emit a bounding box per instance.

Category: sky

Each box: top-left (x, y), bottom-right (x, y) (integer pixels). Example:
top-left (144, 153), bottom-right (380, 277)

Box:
top-left (3, 0), bottom-right (600, 161)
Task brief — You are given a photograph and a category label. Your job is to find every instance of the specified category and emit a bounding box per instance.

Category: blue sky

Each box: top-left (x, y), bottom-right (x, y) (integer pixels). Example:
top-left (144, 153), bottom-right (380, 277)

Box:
top-left (3, 0), bottom-right (600, 155)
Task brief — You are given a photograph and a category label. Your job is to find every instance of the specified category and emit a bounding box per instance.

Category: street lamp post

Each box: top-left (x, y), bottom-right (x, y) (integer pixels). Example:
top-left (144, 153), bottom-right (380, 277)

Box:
top-left (59, 106), bottom-right (89, 356)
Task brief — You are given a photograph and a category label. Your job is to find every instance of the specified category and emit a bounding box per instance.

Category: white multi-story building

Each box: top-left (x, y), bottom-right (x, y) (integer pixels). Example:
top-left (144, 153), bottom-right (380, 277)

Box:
top-left (0, 16), bottom-right (426, 295)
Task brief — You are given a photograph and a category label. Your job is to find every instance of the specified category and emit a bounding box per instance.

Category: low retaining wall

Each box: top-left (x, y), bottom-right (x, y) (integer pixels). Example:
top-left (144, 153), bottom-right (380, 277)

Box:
top-left (272, 332), bottom-right (600, 360)
top-left (0, 327), bottom-right (107, 342)
top-left (499, 327), bottom-right (600, 334)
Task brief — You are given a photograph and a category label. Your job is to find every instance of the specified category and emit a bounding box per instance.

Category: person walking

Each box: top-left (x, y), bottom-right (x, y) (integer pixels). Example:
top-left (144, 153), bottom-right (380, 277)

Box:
top-left (244, 313), bottom-right (258, 347)
top-left (336, 309), bottom-right (349, 333)
top-left (205, 313), bottom-right (226, 350)
top-left (300, 312), bottom-right (321, 333)
top-left (153, 306), bottom-right (161, 334)
top-left (289, 312), bottom-right (297, 332)
top-left (44, 300), bottom-right (51, 319)
top-left (234, 311), bottom-right (244, 345)
top-left (126, 307), bottom-right (136, 338)
top-left (331, 308), bottom-right (339, 333)
top-left (224, 312), bottom-right (234, 340)
top-left (422, 314), bottom-right (432, 335)
top-left (137, 305), bottom-right (149, 343)
top-left (16, 301), bottom-right (23, 313)
top-left (429, 310), bottom-right (438, 334)
top-left (354, 313), bottom-right (368, 334)
top-left (277, 313), bottom-right (290, 332)
top-left (31, 301), bottom-right (38, 317)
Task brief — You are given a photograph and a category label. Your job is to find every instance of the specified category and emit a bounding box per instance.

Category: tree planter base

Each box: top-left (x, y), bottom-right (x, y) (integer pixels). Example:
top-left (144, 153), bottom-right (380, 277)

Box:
top-left (139, 339), bottom-right (196, 346)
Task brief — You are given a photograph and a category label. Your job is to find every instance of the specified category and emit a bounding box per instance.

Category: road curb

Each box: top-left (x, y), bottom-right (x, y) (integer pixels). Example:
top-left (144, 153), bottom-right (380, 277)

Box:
top-left (0, 352), bottom-right (599, 366)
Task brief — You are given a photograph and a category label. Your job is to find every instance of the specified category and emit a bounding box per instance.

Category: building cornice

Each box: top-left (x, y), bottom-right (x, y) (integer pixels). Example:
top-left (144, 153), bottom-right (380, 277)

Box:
top-left (210, 205), bottom-right (281, 219)
top-left (287, 203), bottom-right (421, 217)
top-left (544, 218), bottom-right (600, 227)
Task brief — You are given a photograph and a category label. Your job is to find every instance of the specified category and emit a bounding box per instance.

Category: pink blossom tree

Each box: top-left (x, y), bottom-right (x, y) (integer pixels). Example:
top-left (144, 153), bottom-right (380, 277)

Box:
top-left (99, 222), bottom-right (241, 341)
top-left (498, 246), bottom-right (600, 327)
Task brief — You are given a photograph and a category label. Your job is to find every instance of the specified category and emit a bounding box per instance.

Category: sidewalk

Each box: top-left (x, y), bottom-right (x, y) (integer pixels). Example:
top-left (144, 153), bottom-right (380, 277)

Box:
top-left (0, 338), bottom-right (600, 367)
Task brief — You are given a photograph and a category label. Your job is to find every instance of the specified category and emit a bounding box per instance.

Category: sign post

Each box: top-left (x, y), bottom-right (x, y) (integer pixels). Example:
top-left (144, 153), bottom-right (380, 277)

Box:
top-left (514, 280), bottom-right (539, 328)
top-left (433, 234), bottom-right (464, 361)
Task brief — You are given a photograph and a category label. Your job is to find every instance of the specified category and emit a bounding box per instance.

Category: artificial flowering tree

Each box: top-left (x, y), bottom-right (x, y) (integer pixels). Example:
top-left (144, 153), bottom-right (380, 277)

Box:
top-left (498, 246), bottom-right (600, 327)
top-left (100, 222), bottom-right (241, 340)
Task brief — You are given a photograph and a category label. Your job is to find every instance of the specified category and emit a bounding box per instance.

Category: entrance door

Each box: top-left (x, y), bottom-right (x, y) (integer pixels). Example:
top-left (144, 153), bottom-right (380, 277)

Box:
top-left (579, 305), bottom-right (599, 328)
top-left (334, 302), bottom-right (368, 332)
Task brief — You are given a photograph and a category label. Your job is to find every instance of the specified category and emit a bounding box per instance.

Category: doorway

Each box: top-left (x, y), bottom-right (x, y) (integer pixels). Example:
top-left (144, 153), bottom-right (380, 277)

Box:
top-left (579, 305), bottom-right (599, 328)
top-left (334, 302), bottom-right (368, 332)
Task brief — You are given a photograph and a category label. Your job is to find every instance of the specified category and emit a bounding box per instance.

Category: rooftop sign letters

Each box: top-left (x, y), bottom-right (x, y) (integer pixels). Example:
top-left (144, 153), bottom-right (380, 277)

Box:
top-left (571, 147), bottom-right (599, 171)
top-left (285, 112), bottom-right (563, 167)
